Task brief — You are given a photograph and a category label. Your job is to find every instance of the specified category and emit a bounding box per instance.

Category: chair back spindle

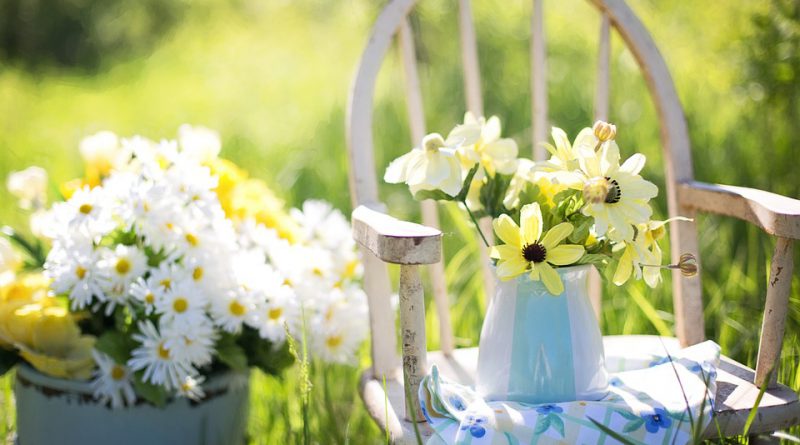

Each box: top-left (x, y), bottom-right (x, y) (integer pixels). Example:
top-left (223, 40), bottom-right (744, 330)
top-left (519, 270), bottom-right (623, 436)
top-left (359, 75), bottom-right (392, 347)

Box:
top-left (399, 19), bottom-right (455, 355)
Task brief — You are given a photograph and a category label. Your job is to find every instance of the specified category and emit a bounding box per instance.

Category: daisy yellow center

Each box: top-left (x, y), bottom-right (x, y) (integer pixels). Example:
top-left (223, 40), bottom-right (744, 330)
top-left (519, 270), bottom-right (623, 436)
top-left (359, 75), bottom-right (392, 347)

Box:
top-left (79, 203), bottom-right (93, 214)
top-left (159, 278), bottom-right (172, 290)
top-left (192, 267), bottom-right (204, 281)
top-left (522, 243), bottom-right (547, 263)
top-left (181, 382), bottom-right (192, 392)
top-left (185, 233), bottom-right (199, 247)
top-left (604, 177), bottom-right (622, 204)
top-left (229, 301), bottom-right (246, 317)
top-left (145, 293), bottom-right (155, 304)
top-left (282, 278), bottom-right (292, 287)
top-left (268, 307), bottom-right (283, 320)
top-left (312, 267), bottom-right (323, 277)
top-left (326, 335), bottom-right (343, 349)
top-left (110, 365), bottom-right (126, 381)
top-left (173, 297), bottom-right (188, 313)
top-left (157, 343), bottom-right (170, 359)
top-left (115, 258), bottom-right (131, 275)
top-left (75, 266), bottom-right (87, 279)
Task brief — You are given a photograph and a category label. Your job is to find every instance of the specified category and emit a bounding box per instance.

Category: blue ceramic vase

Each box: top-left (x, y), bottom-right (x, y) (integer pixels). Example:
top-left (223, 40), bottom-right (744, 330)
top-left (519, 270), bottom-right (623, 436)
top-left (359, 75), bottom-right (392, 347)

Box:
top-left (476, 264), bottom-right (609, 404)
top-left (14, 364), bottom-right (250, 445)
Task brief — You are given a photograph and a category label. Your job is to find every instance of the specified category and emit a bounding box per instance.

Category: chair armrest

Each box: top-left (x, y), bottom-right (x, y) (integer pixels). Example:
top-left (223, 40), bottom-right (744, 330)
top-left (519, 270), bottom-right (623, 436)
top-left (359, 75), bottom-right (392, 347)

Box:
top-left (352, 205), bottom-right (442, 265)
top-left (678, 181), bottom-right (800, 239)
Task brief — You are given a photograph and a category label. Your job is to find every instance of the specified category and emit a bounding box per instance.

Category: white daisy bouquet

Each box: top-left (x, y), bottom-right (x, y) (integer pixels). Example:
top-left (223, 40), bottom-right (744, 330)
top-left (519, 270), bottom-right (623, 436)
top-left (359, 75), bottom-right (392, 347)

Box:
top-left (385, 114), bottom-right (696, 295)
top-left (0, 126), bottom-right (368, 408)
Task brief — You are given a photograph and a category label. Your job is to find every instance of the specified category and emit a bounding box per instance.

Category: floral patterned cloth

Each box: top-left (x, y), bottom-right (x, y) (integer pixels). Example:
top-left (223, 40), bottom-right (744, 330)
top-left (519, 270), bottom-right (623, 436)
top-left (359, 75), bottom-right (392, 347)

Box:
top-left (419, 341), bottom-right (720, 445)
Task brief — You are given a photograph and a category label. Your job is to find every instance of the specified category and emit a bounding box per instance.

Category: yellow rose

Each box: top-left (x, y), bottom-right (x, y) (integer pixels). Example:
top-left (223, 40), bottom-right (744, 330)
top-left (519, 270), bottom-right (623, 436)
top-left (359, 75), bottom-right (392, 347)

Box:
top-left (20, 335), bottom-right (95, 380)
top-left (32, 306), bottom-right (82, 356)
top-left (228, 179), bottom-right (301, 243)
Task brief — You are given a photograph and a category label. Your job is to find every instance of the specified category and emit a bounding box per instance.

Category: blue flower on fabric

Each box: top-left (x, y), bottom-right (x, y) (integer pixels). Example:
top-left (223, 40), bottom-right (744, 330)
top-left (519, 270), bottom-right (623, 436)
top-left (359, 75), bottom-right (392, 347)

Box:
top-left (449, 395), bottom-right (466, 411)
top-left (420, 404), bottom-right (433, 424)
top-left (535, 404), bottom-right (563, 415)
top-left (609, 377), bottom-right (623, 387)
top-left (460, 414), bottom-right (487, 438)
top-left (649, 356), bottom-right (672, 367)
top-left (642, 408), bottom-right (672, 433)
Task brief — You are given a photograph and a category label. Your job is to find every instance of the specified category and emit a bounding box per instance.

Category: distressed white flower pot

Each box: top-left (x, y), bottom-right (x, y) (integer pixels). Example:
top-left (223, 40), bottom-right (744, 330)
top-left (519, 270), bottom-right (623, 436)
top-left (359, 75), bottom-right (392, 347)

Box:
top-left (476, 264), bottom-right (609, 403)
top-left (14, 364), bottom-right (250, 445)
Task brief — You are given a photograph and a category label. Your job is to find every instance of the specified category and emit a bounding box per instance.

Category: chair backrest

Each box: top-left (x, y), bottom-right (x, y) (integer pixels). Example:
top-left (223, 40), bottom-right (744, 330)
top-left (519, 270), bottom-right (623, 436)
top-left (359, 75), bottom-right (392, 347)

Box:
top-left (346, 0), bottom-right (704, 378)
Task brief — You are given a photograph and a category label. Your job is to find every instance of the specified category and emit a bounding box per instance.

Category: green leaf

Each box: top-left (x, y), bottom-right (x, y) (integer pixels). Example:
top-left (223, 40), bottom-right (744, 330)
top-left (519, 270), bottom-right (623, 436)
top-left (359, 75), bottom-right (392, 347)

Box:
top-left (549, 414), bottom-right (565, 437)
top-left (455, 164), bottom-right (481, 202)
top-left (567, 216), bottom-right (593, 244)
top-left (215, 333), bottom-right (248, 371)
top-left (587, 417), bottom-right (638, 445)
top-left (534, 416), bottom-right (551, 434)
top-left (1, 226), bottom-right (46, 268)
top-left (615, 409), bottom-right (641, 421)
top-left (477, 171), bottom-right (512, 219)
top-left (623, 418), bottom-right (645, 433)
top-left (576, 254), bottom-right (610, 267)
top-left (132, 374), bottom-right (168, 407)
top-left (0, 346), bottom-right (20, 376)
top-left (238, 327), bottom-right (294, 376)
top-left (95, 331), bottom-right (137, 364)
top-left (412, 189), bottom-right (454, 202)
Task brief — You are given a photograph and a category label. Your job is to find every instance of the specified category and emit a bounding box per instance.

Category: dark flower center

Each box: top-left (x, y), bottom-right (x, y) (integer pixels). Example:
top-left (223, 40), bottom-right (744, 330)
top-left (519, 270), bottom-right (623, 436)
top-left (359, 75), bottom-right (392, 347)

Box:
top-left (652, 414), bottom-right (661, 422)
top-left (604, 176), bottom-right (622, 204)
top-left (522, 242), bottom-right (547, 263)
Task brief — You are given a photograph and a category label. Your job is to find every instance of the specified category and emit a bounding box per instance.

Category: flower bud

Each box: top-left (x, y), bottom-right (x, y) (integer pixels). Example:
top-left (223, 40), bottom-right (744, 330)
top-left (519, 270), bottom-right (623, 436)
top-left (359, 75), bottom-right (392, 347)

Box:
top-left (593, 120), bottom-right (617, 142)
top-left (678, 253), bottom-right (698, 277)
top-left (650, 224), bottom-right (666, 241)
top-left (422, 133), bottom-right (446, 152)
top-left (583, 177), bottom-right (609, 204)
top-left (7, 166), bottom-right (48, 210)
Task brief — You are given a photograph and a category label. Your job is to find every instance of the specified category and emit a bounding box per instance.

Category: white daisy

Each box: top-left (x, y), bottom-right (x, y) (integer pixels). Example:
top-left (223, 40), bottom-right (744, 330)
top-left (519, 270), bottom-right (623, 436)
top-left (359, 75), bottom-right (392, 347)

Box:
top-left (90, 350), bottom-right (137, 409)
top-left (162, 316), bottom-right (217, 368)
top-left (177, 374), bottom-right (206, 401)
top-left (155, 280), bottom-right (208, 327)
top-left (50, 186), bottom-right (115, 239)
top-left (129, 276), bottom-right (159, 314)
top-left (98, 244), bottom-right (148, 314)
top-left (247, 283), bottom-right (298, 344)
top-left (128, 320), bottom-right (194, 390)
top-left (211, 288), bottom-right (255, 334)
top-left (45, 241), bottom-right (107, 310)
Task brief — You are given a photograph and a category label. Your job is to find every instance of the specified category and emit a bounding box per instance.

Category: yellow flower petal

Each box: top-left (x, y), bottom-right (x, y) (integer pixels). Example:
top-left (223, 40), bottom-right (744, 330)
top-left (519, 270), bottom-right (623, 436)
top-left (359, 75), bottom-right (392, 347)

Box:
top-left (497, 257), bottom-right (528, 280)
top-left (546, 244), bottom-right (585, 266)
top-left (613, 244), bottom-right (635, 285)
top-left (537, 262), bottom-right (564, 295)
top-left (490, 244), bottom-right (520, 260)
top-left (520, 203), bottom-right (542, 245)
top-left (540, 223), bottom-right (574, 250)
top-left (492, 215), bottom-right (521, 248)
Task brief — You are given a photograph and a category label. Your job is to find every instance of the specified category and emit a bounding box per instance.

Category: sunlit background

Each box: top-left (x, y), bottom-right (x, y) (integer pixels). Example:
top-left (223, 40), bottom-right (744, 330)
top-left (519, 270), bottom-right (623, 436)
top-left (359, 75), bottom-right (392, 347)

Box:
top-left (1, 0), bottom-right (799, 442)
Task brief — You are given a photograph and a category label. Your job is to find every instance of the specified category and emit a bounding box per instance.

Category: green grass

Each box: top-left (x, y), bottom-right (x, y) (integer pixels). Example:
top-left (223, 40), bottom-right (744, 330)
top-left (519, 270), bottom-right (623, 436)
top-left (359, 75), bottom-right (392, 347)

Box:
top-left (1, 0), bottom-right (800, 443)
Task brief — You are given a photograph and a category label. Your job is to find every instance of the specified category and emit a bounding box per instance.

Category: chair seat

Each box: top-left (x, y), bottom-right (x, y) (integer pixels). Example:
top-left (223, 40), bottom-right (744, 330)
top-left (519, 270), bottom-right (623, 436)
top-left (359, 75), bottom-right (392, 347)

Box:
top-left (359, 335), bottom-right (800, 444)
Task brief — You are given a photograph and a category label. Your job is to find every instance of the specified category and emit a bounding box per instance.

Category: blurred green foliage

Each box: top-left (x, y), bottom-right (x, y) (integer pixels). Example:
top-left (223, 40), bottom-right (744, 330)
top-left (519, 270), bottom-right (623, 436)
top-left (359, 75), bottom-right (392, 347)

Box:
top-left (1, 0), bottom-right (799, 443)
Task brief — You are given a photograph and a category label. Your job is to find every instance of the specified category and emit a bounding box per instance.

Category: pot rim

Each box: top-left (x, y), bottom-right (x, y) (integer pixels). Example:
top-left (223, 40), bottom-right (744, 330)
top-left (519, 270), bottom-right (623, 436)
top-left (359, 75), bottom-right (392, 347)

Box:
top-left (15, 362), bottom-right (248, 397)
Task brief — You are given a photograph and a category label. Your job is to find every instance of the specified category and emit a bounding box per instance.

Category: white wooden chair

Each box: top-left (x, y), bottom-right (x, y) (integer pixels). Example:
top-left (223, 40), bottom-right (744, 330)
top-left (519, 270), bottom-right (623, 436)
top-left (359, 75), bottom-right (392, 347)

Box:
top-left (346, 0), bottom-right (800, 442)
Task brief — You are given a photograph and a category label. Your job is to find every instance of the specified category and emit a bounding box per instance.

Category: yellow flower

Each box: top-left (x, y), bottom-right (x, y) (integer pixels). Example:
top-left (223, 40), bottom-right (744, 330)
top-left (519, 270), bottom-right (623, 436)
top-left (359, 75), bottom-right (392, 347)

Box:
top-left (612, 217), bottom-right (689, 287)
top-left (0, 273), bottom-right (95, 379)
top-left (490, 203), bottom-right (585, 295)
top-left (448, 113), bottom-right (518, 177)
top-left (384, 133), bottom-right (464, 197)
top-left (503, 160), bottom-right (567, 210)
top-left (228, 179), bottom-right (302, 243)
top-left (576, 138), bottom-right (658, 241)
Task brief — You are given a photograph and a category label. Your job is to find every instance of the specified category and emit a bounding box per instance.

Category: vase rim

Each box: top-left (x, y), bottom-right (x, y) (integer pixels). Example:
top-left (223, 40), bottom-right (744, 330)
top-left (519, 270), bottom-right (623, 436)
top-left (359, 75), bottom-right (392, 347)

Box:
top-left (14, 362), bottom-right (247, 397)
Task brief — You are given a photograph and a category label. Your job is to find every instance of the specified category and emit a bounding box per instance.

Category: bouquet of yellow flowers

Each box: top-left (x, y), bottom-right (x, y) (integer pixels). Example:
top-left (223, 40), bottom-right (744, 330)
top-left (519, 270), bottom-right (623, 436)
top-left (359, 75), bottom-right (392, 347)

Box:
top-left (385, 114), bottom-right (696, 295)
top-left (0, 126), bottom-right (367, 408)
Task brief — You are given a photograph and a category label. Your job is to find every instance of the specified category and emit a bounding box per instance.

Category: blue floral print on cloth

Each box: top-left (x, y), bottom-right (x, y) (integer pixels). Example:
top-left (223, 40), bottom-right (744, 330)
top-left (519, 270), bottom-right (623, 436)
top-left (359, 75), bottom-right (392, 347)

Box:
top-left (420, 341), bottom-right (721, 445)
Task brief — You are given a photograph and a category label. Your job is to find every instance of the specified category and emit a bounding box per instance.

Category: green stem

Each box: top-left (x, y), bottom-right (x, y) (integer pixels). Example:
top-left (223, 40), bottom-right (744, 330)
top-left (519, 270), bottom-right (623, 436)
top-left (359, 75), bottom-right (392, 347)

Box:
top-left (462, 200), bottom-right (490, 248)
